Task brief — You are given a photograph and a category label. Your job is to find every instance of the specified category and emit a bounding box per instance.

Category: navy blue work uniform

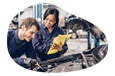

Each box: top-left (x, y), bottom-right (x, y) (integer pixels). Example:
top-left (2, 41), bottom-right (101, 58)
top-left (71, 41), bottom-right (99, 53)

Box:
top-left (7, 29), bottom-right (36, 68)
top-left (32, 23), bottom-right (68, 62)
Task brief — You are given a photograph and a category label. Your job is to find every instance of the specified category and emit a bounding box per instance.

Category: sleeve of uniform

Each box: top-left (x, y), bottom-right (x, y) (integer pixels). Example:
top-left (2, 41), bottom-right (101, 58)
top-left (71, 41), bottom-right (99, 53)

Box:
top-left (7, 29), bottom-right (24, 65)
top-left (12, 58), bottom-right (24, 66)
top-left (32, 33), bottom-right (52, 55)
top-left (7, 29), bottom-right (13, 50)
top-left (25, 41), bottom-right (36, 59)
top-left (57, 27), bottom-right (68, 54)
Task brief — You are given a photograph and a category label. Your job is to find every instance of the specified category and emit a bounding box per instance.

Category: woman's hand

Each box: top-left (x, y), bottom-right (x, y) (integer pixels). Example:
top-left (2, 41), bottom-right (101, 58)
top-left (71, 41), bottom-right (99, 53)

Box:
top-left (53, 37), bottom-right (57, 43)
top-left (51, 42), bottom-right (63, 51)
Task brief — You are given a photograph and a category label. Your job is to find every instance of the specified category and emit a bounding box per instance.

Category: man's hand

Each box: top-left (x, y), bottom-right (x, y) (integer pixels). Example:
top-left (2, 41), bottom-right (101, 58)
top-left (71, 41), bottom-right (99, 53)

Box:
top-left (24, 58), bottom-right (36, 68)
top-left (51, 42), bottom-right (63, 51)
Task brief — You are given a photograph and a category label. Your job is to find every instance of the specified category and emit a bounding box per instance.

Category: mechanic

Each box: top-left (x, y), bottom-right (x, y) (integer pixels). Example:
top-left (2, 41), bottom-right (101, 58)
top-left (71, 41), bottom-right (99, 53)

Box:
top-left (7, 17), bottom-right (40, 68)
top-left (32, 7), bottom-right (68, 62)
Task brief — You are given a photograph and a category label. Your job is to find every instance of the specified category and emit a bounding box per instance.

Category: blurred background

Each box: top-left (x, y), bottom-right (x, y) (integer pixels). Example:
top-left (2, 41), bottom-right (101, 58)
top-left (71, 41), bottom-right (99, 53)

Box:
top-left (9, 3), bottom-right (107, 56)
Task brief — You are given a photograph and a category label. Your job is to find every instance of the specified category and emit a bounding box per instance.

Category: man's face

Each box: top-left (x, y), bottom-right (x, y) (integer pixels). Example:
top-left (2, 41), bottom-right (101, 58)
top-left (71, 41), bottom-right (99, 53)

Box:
top-left (23, 25), bottom-right (38, 42)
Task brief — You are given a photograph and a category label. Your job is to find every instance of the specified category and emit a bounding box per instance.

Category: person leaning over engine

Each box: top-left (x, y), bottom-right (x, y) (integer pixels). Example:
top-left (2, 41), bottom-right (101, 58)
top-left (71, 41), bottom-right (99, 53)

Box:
top-left (7, 17), bottom-right (40, 68)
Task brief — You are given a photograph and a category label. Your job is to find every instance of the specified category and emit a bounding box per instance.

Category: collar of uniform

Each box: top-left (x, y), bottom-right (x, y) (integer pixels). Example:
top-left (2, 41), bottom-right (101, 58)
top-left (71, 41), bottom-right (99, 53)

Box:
top-left (14, 29), bottom-right (26, 44)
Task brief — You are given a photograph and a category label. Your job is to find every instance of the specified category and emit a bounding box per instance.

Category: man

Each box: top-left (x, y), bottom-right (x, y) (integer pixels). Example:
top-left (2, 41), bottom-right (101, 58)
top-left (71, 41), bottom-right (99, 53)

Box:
top-left (7, 17), bottom-right (40, 68)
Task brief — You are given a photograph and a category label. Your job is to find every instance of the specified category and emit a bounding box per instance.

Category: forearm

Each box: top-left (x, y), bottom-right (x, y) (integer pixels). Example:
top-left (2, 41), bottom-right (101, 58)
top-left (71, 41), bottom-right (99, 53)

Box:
top-left (13, 58), bottom-right (37, 69)
top-left (12, 58), bottom-right (24, 65)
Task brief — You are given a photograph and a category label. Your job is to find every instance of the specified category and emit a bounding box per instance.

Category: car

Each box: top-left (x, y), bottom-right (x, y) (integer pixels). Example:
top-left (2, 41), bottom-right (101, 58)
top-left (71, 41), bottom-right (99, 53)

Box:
top-left (69, 29), bottom-right (88, 39)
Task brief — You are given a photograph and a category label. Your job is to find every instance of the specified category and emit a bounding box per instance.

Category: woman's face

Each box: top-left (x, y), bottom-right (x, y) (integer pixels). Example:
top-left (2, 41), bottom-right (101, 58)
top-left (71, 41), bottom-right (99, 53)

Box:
top-left (44, 14), bottom-right (56, 28)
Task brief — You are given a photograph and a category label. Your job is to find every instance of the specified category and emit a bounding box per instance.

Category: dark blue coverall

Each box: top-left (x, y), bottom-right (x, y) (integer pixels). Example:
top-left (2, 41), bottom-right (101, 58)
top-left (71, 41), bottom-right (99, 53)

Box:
top-left (7, 29), bottom-right (36, 68)
top-left (32, 23), bottom-right (68, 62)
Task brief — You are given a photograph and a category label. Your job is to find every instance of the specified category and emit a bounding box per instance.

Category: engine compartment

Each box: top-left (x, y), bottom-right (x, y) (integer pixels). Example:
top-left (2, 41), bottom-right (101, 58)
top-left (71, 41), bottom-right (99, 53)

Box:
top-left (31, 44), bottom-right (108, 72)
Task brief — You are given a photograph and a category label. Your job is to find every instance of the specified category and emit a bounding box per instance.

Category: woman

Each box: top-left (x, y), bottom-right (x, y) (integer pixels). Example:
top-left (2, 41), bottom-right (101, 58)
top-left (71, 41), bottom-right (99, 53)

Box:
top-left (33, 7), bottom-right (68, 62)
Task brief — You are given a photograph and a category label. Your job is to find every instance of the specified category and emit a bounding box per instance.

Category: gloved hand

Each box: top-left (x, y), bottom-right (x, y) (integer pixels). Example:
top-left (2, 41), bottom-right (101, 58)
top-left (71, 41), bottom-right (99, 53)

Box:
top-left (24, 58), bottom-right (36, 68)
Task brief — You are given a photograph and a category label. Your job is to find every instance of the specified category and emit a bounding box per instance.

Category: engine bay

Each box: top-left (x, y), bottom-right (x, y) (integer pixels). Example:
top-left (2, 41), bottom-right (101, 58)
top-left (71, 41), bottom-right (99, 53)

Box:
top-left (31, 44), bottom-right (108, 73)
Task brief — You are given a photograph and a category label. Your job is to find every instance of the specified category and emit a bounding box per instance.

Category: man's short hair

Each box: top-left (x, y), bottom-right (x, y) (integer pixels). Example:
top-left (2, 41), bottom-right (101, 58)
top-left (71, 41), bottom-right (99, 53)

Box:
top-left (19, 17), bottom-right (40, 31)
